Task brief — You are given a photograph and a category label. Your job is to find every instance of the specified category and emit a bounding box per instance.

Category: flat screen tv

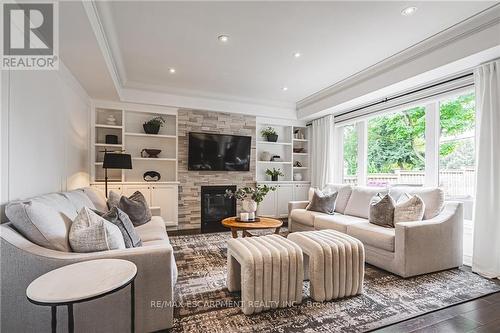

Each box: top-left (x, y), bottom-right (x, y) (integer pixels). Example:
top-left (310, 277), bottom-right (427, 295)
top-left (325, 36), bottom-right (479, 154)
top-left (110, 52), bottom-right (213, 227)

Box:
top-left (188, 132), bottom-right (251, 171)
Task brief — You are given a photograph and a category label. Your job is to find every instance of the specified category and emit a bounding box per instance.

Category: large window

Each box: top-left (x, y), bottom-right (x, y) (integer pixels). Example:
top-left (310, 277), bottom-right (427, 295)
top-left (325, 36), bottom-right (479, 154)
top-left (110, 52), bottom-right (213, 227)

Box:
top-left (366, 106), bottom-right (426, 187)
top-left (342, 124), bottom-right (358, 185)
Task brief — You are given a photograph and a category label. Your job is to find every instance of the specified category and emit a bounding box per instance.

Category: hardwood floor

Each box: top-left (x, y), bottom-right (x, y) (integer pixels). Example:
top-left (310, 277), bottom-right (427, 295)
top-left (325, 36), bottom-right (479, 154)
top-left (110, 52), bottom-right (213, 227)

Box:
top-left (374, 291), bottom-right (500, 333)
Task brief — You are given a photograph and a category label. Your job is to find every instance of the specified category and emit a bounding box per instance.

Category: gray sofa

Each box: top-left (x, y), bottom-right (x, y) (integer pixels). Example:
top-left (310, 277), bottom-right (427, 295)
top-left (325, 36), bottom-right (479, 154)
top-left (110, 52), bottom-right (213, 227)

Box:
top-left (288, 184), bottom-right (463, 278)
top-left (0, 188), bottom-right (177, 333)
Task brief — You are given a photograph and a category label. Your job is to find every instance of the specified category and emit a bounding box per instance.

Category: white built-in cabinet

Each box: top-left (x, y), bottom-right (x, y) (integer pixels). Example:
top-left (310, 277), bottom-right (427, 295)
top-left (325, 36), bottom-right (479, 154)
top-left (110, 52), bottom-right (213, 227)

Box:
top-left (257, 183), bottom-right (310, 218)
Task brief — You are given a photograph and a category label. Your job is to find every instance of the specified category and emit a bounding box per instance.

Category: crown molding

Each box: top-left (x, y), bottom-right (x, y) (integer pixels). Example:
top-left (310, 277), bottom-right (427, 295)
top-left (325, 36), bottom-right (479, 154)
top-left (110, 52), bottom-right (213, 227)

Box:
top-left (297, 4), bottom-right (500, 116)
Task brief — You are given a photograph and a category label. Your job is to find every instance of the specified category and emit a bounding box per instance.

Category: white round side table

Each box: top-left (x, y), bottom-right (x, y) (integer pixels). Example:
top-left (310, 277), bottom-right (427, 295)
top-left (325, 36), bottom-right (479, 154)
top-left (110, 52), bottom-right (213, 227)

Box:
top-left (26, 259), bottom-right (137, 333)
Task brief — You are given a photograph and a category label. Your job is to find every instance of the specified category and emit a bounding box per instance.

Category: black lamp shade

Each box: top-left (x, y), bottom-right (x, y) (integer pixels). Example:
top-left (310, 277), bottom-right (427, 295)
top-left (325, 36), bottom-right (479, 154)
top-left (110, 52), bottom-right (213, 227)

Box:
top-left (103, 153), bottom-right (132, 169)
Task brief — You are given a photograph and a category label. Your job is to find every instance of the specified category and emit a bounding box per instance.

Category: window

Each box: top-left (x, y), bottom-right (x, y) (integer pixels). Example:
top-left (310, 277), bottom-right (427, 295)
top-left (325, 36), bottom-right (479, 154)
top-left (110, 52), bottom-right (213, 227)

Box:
top-left (366, 106), bottom-right (426, 187)
top-left (439, 92), bottom-right (475, 199)
top-left (342, 125), bottom-right (358, 185)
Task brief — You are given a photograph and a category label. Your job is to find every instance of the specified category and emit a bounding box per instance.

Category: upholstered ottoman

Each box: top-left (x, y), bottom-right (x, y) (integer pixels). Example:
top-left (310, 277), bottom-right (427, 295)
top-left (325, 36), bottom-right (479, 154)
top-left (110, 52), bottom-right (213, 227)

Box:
top-left (288, 230), bottom-right (365, 302)
top-left (226, 234), bottom-right (304, 315)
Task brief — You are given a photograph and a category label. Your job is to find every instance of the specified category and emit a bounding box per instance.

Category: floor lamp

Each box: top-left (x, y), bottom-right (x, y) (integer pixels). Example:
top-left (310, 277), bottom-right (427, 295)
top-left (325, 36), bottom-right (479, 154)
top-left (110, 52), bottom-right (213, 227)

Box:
top-left (102, 151), bottom-right (132, 198)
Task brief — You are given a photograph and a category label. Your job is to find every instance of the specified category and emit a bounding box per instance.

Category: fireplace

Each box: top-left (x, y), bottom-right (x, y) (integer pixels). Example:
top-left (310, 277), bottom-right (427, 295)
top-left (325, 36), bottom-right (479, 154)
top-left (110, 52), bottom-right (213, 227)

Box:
top-left (201, 185), bottom-right (237, 233)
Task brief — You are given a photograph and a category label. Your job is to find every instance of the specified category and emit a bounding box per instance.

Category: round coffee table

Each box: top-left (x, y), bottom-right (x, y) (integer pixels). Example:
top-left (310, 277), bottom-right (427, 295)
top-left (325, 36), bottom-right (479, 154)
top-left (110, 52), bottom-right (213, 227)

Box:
top-left (26, 259), bottom-right (137, 333)
top-left (222, 216), bottom-right (283, 238)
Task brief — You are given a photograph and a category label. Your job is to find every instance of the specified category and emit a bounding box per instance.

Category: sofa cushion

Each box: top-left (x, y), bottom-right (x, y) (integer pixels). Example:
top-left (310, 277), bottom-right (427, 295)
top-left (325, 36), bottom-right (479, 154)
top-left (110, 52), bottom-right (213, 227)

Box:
top-left (25, 192), bottom-right (78, 220)
top-left (369, 193), bottom-right (395, 228)
top-left (83, 187), bottom-right (108, 212)
top-left (306, 190), bottom-right (337, 214)
top-left (109, 191), bottom-right (152, 226)
top-left (324, 184), bottom-right (353, 214)
top-left (314, 214), bottom-right (366, 233)
top-left (394, 193), bottom-right (425, 223)
top-left (289, 209), bottom-right (325, 227)
top-left (5, 200), bottom-right (72, 252)
top-left (134, 216), bottom-right (169, 242)
top-left (347, 222), bottom-right (395, 252)
top-left (62, 189), bottom-right (96, 212)
top-left (344, 186), bottom-right (387, 219)
top-left (95, 207), bottom-right (142, 248)
top-left (389, 187), bottom-right (444, 219)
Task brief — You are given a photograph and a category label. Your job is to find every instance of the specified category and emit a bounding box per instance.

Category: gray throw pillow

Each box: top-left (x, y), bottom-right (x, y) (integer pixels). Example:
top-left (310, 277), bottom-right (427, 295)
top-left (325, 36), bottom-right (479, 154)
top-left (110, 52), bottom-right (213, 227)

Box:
top-left (306, 190), bottom-right (338, 215)
top-left (394, 193), bottom-right (425, 223)
top-left (369, 193), bottom-right (396, 228)
top-left (69, 207), bottom-right (125, 253)
top-left (108, 191), bottom-right (152, 226)
top-left (94, 207), bottom-right (142, 248)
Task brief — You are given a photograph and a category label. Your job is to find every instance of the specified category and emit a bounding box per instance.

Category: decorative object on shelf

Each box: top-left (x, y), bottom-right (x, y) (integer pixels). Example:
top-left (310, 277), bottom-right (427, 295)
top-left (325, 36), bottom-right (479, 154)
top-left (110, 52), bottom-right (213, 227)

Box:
top-left (225, 185), bottom-right (276, 221)
top-left (105, 135), bottom-right (118, 144)
top-left (143, 116), bottom-right (166, 134)
top-left (260, 127), bottom-right (278, 142)
top-left (140, 149), bottom-right (162, 158)
top-left (294, 173), bottom-right (303, 181)
top-left (271, 155), bottom-right (282, 162)
top-left (102, 151), bottom-right (132, 197)
top-left (293, 147), bottom-right (306, 153)
top-left (106, 114), bottom-right (117, 125)
top-left (143, 171), bottom-right (161, 182)
top-left (294, 161), bottom-right (303, 167)
top-left (260, 151), bottom-right (272, 161)
top-left (265, 168), bottom-right (284, 182)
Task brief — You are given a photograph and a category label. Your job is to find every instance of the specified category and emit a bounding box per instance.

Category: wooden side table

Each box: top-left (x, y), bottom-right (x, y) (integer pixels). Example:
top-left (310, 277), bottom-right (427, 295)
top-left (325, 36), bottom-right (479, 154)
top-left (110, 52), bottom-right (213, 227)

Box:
top-left (26, 259), bottom-right (137, 333)
top-left (222, 216), bottom-right (283, 238)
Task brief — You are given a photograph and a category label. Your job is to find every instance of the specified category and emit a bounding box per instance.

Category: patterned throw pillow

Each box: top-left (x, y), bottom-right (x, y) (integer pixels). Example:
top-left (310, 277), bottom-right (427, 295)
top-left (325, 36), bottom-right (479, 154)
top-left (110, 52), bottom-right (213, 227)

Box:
top-left (369, 193), bottom-right (396, 228)
top-left (394, 193), bottom-right (425, 223)
top-left (69, 207), bottom-right (125, 253)
top-left (107, 191), bottom-right (152, 226)
top-left (306, 190), bottom-right (338, 215)
top-left (93, 207), bottom-right (142, 248)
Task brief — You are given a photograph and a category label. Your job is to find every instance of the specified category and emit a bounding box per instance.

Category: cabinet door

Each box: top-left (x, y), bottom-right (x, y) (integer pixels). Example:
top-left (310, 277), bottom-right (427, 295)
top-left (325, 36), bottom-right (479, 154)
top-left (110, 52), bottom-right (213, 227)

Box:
top-left (258, 189), bottom-right (277, 217)
top-left (151, 185), bottom-right (178, 226)
top-left (293, 184), bottom-right (310, 201)
top-left (122, 185), bottom-right (151, 206)
top-left (277, 184), bottom-right (294, 217)
top-left (92, 184), bottom-right (123, 197)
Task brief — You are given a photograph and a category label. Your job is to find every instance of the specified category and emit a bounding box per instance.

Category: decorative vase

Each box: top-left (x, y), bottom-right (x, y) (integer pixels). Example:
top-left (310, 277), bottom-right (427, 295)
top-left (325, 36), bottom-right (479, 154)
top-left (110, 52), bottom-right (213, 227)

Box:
top-left (271, 175), bottom-right (278, 181)
top-left (143, 123), bottom-right (160, 134)
top-left (294, 173), bottom-right (303, 181)
top-left (266, 134), bottom-right (278, 142)
top-left (260, 151), bottom-right (272, 161)
top-left (241, 198), bottom-right (258, 214)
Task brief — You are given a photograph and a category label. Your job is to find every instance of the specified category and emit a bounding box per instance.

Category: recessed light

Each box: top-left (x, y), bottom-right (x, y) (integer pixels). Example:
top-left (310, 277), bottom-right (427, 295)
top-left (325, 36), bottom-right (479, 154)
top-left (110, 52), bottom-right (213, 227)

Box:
top-left (282, 86), bottom-right (288, 91)
top-left (218, 35), bottom-right (229, 43)
top-left (293, 52), bottom-right (301, 58)
top-left (401, 6), bottom-right (417, 16)
top-left (168, 68), bottom-right (176, 74)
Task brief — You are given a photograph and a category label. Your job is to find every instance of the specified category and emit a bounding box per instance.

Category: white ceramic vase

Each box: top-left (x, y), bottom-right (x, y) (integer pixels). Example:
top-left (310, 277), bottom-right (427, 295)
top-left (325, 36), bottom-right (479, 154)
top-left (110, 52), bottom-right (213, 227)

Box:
top-left (242, 198), bottom-right (258, 213)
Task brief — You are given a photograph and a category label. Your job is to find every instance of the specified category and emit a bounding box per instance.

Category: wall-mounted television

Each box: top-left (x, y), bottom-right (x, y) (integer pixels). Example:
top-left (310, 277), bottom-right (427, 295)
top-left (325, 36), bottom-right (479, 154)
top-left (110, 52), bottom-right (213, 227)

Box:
top-left (188, 132), bottom-right (251, 171)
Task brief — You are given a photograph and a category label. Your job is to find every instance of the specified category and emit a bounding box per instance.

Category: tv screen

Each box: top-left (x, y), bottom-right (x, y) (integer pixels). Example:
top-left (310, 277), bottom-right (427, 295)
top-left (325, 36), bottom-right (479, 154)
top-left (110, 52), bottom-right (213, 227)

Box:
top-left (188, 132), bottom-right (251, 171)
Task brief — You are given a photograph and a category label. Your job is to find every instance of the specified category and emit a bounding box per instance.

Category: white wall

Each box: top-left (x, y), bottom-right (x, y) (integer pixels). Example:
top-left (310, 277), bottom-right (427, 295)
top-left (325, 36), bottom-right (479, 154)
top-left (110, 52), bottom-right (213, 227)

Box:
top-left (1, 62), bottom-right (90, 214)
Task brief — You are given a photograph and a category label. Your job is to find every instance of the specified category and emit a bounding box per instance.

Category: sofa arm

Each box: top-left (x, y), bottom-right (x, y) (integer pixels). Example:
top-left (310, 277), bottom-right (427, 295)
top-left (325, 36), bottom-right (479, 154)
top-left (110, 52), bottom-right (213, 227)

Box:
top-left (288, 201), bottom-right (309, 215)
top-left (395, 201), bottom-right (463, 277)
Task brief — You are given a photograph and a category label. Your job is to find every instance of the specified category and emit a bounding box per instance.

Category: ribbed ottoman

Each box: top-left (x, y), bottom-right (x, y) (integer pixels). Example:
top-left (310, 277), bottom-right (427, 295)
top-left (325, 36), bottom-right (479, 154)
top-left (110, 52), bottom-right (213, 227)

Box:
top-left (288, 230), bottom-right (364, 302)
top-left (226, 234), bottom-right (304, 315)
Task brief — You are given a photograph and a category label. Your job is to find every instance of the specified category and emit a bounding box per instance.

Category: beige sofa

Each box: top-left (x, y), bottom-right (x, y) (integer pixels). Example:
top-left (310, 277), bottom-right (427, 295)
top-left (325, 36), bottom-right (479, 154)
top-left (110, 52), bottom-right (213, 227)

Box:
top-left (288, 184), bottom-right (463, 278)
top-left (0, 188), bottom-right (177, 333)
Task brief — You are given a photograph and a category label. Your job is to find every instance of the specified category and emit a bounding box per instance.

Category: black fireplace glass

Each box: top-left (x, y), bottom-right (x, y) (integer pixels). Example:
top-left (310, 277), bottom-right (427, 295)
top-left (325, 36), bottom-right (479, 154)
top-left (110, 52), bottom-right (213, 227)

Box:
top-left (201, 185), bottom-right (236, 233)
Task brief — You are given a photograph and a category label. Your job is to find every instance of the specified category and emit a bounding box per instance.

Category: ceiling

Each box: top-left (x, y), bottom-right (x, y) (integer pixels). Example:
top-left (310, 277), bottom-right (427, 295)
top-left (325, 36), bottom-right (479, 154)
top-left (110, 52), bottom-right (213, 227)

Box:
top-left (91, 1), bottom-right (494, 108)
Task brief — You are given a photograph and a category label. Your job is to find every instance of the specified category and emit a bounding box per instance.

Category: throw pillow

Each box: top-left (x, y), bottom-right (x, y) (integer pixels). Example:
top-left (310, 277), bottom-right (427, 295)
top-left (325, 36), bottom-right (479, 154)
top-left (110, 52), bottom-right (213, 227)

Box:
top-left (108, 191), bottom-right (152, 226)
top-left (369, 193), bottom-right (396, 228)
top-left (306, 190), bottom-right (338, 214)
top-left (69, 207), bottom-right (125, 253)
top-left (94, 207), bottom-right (142, 248)
top-left (394, 193), bottom-right (425, 223)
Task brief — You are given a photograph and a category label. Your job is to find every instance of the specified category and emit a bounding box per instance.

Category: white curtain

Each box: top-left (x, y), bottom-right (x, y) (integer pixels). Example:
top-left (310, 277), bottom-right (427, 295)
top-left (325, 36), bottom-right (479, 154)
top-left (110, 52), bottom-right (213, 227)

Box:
top-left (472, 60), bottom-right (500, 279)
top-left (311, 115), bottom-right (335, 189)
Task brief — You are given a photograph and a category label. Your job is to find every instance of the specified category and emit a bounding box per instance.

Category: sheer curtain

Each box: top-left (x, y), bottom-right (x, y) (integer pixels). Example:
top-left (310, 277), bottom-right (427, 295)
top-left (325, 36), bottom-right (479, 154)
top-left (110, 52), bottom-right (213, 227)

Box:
top-left (473, 60), bottom-right (500, 279)
top-left (311, 115), bottom-right (335, 188)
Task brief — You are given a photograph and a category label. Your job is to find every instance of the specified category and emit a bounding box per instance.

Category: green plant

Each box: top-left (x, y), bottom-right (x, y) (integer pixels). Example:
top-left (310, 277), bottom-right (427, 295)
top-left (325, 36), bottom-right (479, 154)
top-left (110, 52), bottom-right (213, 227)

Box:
top-left (265, 168), bottom-right (284, 178)
top-left (260, 126), bottom-right (277, 137)
top-left (225, 185), bottom-right (276, 204)
top-left (144, 116), bottom-right (166, 128)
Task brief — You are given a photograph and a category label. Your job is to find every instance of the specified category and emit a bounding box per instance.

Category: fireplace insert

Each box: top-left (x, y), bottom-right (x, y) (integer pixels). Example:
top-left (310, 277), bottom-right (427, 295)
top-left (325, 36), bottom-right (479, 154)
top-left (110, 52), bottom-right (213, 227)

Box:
top-left (201, 185), bottom-right (236, 233)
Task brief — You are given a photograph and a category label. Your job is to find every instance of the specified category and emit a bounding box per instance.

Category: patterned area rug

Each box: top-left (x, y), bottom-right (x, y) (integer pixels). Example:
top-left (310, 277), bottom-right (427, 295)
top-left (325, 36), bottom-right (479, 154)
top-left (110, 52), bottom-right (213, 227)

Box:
top-left (168, 230), bottom-right (500, 333)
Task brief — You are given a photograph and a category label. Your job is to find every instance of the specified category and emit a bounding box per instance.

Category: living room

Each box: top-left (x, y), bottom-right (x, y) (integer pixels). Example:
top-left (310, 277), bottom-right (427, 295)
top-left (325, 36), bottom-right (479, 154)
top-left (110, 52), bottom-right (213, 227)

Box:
top-left (1, 1), bottom-right (499, 332)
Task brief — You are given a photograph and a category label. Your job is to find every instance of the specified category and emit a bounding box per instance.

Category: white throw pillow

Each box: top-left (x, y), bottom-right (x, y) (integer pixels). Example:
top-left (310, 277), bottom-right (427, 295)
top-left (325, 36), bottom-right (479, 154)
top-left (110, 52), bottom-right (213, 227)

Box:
top-left (394, 193), bottom-right (425, 224)
top-left (69, 207), bottom-right (125, 253)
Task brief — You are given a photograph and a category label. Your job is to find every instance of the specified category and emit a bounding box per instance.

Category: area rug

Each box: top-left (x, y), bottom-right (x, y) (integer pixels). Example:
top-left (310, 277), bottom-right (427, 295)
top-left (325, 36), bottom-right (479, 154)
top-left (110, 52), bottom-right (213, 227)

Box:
top-left (168, 230), bottom-right (500, 333)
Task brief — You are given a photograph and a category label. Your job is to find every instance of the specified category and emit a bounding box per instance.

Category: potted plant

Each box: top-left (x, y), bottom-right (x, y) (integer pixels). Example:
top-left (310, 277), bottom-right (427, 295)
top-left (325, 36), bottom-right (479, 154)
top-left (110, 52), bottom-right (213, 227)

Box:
top-left (225, 185), bottom-right (276, 216)
top-left (260, 127), bottom-right (278, 142)
top-left (143, 116), bottom-right (166, 134)
top-left (265, 168), bottom-right (284, 181)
